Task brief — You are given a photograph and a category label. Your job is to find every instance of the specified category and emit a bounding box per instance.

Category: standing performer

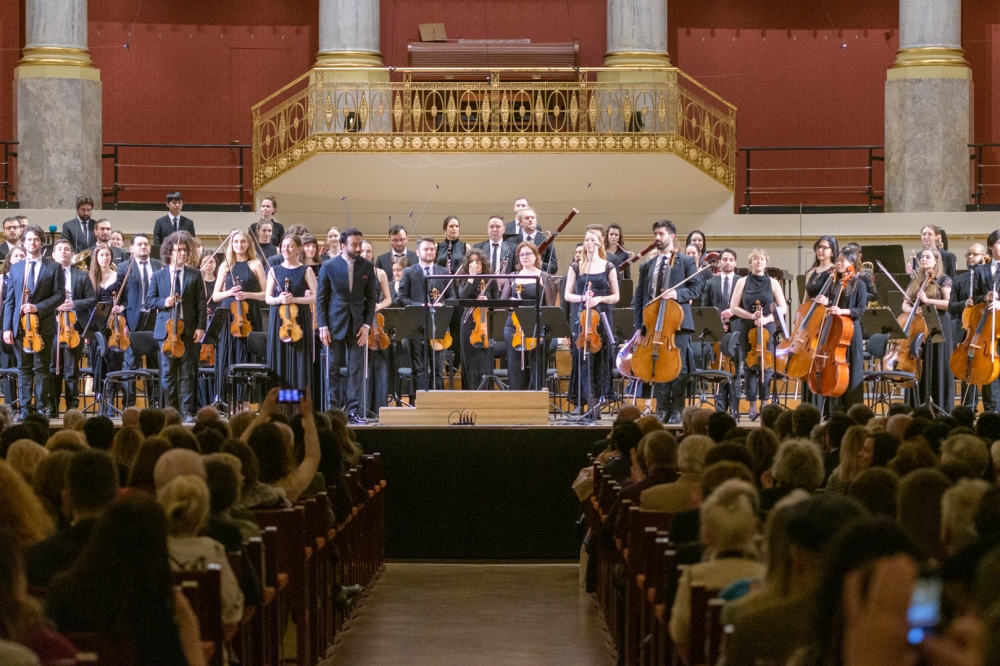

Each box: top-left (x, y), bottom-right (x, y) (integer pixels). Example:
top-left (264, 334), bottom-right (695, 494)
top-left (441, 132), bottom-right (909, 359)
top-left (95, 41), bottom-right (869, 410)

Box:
top-left (511, 209), bottom-right (557, 274)
top-left (685, 230), bottom-right (707, 258)
top-left (360, 239), bottom-right (392, 411)
top-left (2, 225), bottom-right (66, 419)
top-left (91, 246), bottom-right (124, 414)
top-left (48, 240), bottom-right (97, 416)
top-left (973, 230), bottom-right (1000, 413)
top-left (376, 225), bottom-right (418, 274)
top-left (902, 247), bottom-right (953, 411)
top-left (504, 243), bottom-right (554, 391)
top-left (60, 196), bottom-right (96, 253)
top-left (323, 226), bottom-right (341, 262)
top-left (0, 246), bottom-right (25, 408)
top-left (811, 247), bottom-right (868, 411)
top-left (147, 232), bottom-right (205, 420)
top-left (729, 249), bottom-right (788, 421)
top-left (212, 231), bottom-right (266, 409)
top-left (457, 249), bottom-right (498, 391)
top-left (249, 196), bottom-right (284, 247)
top-left (632, 220), bottom-right (702, 424)
top-left (266, 235), bottom-right (319, 402)
top-left (909, 225), bottom-right (957, 279)
top-left (316, 229), bottom-right (376, 423)
top-left (950, 243), bottom-right (989, 409)
top-left (118, 234), bottom-right (161, 407)
top-left (606, 223), bottom-right (631, 280)
top-left (474, 215), bottom-right (514, 280)
top-left (152, 192), bottom-right (196, 247)
top-left (701, 248), bottom-right (739, 410)
top-left (398, 237), bottom-right (455, 399)
top-left (0, 216), bottom-right (22, 260)
top-left (564, 229), bottom-right (619, 414)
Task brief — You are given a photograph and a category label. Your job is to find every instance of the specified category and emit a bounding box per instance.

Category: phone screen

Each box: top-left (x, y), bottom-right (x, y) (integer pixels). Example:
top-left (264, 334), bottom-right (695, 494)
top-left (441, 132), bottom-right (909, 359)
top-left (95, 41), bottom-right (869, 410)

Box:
top-left (906, 576), bottom-right (942, 645)
top-left (277, 389), bottom-right (304, 404)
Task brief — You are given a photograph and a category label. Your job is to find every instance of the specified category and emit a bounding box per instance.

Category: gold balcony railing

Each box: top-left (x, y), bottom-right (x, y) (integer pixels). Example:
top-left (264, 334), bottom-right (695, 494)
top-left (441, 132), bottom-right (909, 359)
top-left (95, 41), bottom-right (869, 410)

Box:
top-left (252, 68), bottom-right (737, 190)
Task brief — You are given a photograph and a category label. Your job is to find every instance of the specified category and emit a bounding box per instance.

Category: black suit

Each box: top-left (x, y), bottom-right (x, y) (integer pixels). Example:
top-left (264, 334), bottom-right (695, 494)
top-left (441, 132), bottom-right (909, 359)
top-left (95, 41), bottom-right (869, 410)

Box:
top-left (145, 265), bottom-right (206, 416)
top-left (152, 215), bottom-right (196, 247)
top-left (316, 255), bottom-right (378, 415)
top-left (61, 217), bottom-right (97, 252)
top-left (0, 241), bottom-right (15, 261)
top-left (632, 253), bottom-right (702, 419)
top-left (702, 272), bottom-right (736, 312)
top-left (375, 249), bottom-right (418, 275)
top-left (950, 269), bottom-right (989, 410)
top-left (511, 232), bottom-right (557, 274)
top-left (2, 257), bottom-right (66, 412)
top-left (473, 239), bottom-right (516, 274)
top-left (118, 257), bottom-right (162, 406)
top-left (49, 266), bottom-right (97, 412)
top-left (398, 263), bottom-right (455, 395)
top-left (973, 262), bottom-right (1000, 412)
top-left (87, 243), bottom-right (129, 266)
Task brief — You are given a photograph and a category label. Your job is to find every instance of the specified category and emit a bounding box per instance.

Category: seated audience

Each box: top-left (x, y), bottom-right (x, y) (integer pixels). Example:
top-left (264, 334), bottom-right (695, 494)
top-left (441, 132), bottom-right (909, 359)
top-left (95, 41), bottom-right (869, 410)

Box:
top-left (81, 416), bottom-right (115, 451)
top-left (667, 460), bottom-right (755, 550)
top-left (792, 403), bottom-right (821, 439)
top-left (31, 452), bottom-right (74, 531)
top-left (707, 412), bottom-right (737, 443)
top-left (826, 426), bottom-right (870, 493)
top-left (940, 479), bottom-right (990, 557)
top-left (745, 428), bottom-right (779, 486)
top-left (0, 460), bottom-right (54, 550)
top-left (940, 433), bottom-right (991, 480)
top-left (887, 440), bottom-right (938, 477)
top-left (242, 388), bottom-right (321, 503)
top-left (846, 468), bottom-right (899, 518)
top-left (6, 440), bottom-right (48, 483)
top-left (761, 439), bottom-right (825, 512)
top-left (43, 431), bottom-right (86, 453)
top-left (61, 410), bottom-right (84, 432)
top-left (138, 408), bottom-right (167, 438)
top-left (125, 437), bottom-right (171, 495)
top-left (640, 435), bottom-right (713, 513)
top-left (896, 468), bottom-right (952, 563)
top-left (109, 426), bottom-right (144, 483)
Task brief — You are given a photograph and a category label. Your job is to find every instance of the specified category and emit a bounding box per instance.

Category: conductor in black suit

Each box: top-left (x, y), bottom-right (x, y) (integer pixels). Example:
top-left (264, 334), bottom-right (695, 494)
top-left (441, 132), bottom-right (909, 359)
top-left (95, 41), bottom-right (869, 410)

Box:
top-left (48, 240), bottom-right (97, 415)
top-left (61, 195), bottom-right (97, 253)
top-left (398, 237), bottom-right (456, 398)
top-left (632, 220), bottom-right (703, 424)
top-left (474, 215), bottom-right (516, 275)
top-left (118, 234), bottom-right (162, 407)
top-left (2, 225), bottom-right (66, 419)
top-left (152, 192), bottom-right (197, 247)
top-left (510, 208), bottom-right (557, 274)
top-left (317, 228), bottom-right (379, 423)
top-left (973, 230), bottom-right (1000, 414)
top-left (145, 231), bottom-right (206, 420)
top-left (374, 225), bottom-right (418, 275)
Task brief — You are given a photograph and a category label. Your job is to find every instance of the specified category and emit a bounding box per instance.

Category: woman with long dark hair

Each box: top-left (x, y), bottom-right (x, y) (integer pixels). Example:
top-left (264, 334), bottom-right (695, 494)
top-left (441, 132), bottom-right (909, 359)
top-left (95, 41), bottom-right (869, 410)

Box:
top-left (457, 248), bottom-right (498, 391)
top-left (435, 216), bottom-right (468, 274)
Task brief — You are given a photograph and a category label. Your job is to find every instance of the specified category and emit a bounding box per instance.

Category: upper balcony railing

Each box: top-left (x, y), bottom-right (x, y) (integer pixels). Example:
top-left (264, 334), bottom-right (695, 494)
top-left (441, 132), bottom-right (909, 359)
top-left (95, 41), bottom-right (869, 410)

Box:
top-left (251, 67), bottom-right (738, 191)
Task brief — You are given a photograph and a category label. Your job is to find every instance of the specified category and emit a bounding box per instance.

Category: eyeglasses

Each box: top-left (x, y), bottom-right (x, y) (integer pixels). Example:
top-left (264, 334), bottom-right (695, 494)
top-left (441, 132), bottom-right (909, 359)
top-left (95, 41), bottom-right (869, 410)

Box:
top-left (967, 252), bottom-right (984, 257)
top-left (816, 245), bottom-right (832, 251)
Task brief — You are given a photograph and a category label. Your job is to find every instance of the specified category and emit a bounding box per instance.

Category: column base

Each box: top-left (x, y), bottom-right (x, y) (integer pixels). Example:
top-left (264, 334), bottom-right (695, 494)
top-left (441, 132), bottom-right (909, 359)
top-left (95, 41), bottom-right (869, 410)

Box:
top-left (603, 51), bottom-right (671, 68)
top-left (884, 75), bottom-right (969, 212)
top-left (315, 50), bottom-right (384, 68)
top-left (16, 75), bottom-right (102, 209)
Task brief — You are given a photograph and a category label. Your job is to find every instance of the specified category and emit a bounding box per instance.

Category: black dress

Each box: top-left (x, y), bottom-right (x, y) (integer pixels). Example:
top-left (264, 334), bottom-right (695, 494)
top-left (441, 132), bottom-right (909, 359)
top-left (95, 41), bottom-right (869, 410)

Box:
top-left (739, 273), bottom-right (776, 403)
top-left (0, 276), bottom-right (15, 406)
top-left (216, 261), bottom-right (264, 403)
top-left (608, 248), bottom-right (631, 280)
top-left (92, 276), bottom-right (124, 402)
top-left (567, 262), bottom-right (616, 406)
top-left (458, 279), bottom-right (499, 390)
top-left (267, 264), bottom-right (317, 397)
top-left (908, 275), bottom-right (955, 410)
top-left (800, 268), bottom-right (835, 408)
top-left (504, 278), bottom-right (549, 390)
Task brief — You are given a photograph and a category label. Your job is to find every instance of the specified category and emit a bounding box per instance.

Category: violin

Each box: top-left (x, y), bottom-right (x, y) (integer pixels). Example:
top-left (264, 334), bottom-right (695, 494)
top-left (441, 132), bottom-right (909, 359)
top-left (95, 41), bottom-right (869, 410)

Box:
top-left (576, 280), bottom-right (602, 358)
top-left (108, 258), bottom-right (135, 352)
top-left (200, 342), bottom-right (215, 365)
top-left (745, 300), bottom-right (772, 370)
top-left (20, 276), bottom-right (43, 354)
top-left (511, 283), bottom-right (537, 352)
top-left (951, 268), bottom-right (1000, 386)
top-left (469, 279), bottom-right (490, 349)
top-left (229, 274), bottom-right (252, 338)
top-left (57, 306), bottom-right (81, 350)
top-left (808, 266), bottom-right (855, 398)
top-left (428, 287), bottom-right (453, 351)
top-left (162, 269), bottom-right (186, 359)
top-left (277, 277), bottom-right (303, 343)
top-left (774, 270), bottom-right (835, 379)
top-left (367, 311), bottom-right (391, 350)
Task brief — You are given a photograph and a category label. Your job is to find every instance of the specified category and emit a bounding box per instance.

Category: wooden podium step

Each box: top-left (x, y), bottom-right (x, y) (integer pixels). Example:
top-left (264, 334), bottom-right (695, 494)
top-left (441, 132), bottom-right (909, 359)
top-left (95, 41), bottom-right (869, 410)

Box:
top-left (379, 390), bottom-right (549, 425)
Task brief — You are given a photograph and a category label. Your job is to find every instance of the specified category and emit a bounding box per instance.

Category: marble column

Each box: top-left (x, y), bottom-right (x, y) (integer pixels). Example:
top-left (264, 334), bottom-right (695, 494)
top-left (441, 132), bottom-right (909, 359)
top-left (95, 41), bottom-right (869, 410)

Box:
top-left (15, 0), bottom-right (102, 209)
top-left (605, 0), bottom-right (669, 67)
top-left (884, 0), bottom-right (970, 212)
top-left (315, 0), bottom-right (382, 68)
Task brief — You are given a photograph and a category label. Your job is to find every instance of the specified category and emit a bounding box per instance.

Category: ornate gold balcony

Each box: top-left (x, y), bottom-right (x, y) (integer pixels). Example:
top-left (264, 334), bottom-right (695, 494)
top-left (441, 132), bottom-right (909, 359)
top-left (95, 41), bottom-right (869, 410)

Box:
top-left (252, 68), bottom-right (736, 191)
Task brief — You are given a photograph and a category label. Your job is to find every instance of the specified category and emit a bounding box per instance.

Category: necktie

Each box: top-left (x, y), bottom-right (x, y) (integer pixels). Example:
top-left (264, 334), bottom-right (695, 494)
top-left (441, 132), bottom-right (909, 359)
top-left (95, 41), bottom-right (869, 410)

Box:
top-left (81, 221), bottom-right (89, 247)
top-left (723, 275), bottom-right (730, 304)
top-left (173, 217), bottom-right (178, 232)
top-left (174, 269), bottom-right (182, 296)
top-left (424, 266), bottom-right (430, 278)
top-left (140, 262), bottom-right (148, 296)
top-left (26, 261), bottom-right (36, 292)
top-left (492, 243), bottom-right (499, 272)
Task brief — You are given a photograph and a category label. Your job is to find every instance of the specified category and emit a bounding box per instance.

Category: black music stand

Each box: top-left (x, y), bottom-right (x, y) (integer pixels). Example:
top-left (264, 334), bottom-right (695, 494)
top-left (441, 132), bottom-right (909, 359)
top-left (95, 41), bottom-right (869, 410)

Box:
top-left (860, 308), bottom-right (907, 341)
top-left (513, 305), bottom-right (572, 417)
top-left (79, 304), bottom-right (111, 414)
top-left (617, 279), bottom-right (634, 308)
top-left (689, 307), bottom-right (738, 417)
top-left (410, 304), bottom-right (454, 394)
top-left (611, 308), bottom-right (636, 343)
top-left (862, 245), bottom-right (906, 275)
top-left (200, 310), bottom-right (229, 410)
top-left (378, 308), bottom-right (407, 406)
top-left (919, 304), bottom-right (949, 416)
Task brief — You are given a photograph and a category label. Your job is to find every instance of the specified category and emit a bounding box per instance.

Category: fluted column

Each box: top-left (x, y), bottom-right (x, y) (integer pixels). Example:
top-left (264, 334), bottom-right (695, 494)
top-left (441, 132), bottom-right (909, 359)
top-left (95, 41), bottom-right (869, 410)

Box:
top-left (605, 0), bottom-right (670, 67)
top-left (15, 0), bottom-right (102, 209)
top-left (884, 0), bottom-right (970, 212)
top-left (315, 0), bottom-right (383, 68)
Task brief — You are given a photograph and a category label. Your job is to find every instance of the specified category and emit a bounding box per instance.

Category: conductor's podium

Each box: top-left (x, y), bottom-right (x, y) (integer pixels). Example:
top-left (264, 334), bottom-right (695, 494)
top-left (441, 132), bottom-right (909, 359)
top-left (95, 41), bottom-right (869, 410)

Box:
top-left (379, 391), bottom-right (549, 426)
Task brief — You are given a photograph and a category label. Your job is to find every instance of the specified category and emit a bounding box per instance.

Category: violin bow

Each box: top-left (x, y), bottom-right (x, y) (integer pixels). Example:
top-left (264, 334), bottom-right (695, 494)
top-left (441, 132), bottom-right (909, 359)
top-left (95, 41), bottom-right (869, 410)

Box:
top-left (649, 264), bottom-right (711, 304)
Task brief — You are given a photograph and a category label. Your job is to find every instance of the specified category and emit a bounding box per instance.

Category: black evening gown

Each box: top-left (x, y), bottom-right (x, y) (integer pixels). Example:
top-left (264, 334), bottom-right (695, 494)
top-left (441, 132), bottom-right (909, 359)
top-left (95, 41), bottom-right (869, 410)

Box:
top-left (504, 280), bottom-right (548, 390)
top-left (810, 278), bottom-right (867, 412)
top-left (908, 275), bottom-right (955, 411)
top-left (458, 279), bottom-right (499, 390)
top-left (567, 262), bottom-right (616, 406)
top-left (92, 276), bottom-right (124, 406)
top-left (799, 268), bottom-right (834, 409)
top-left (267, 265), bottom-right (317, 397)
top-left (215, 262), bottom-right (263, 403)
top-left (739, 273), bottom-right (776, 403)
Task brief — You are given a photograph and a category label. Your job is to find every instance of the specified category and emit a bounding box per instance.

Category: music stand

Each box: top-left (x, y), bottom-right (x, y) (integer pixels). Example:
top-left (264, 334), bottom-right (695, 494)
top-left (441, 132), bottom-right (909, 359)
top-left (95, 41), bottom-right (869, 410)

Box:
top-left (860, 308), bottom-right (907, 341)
top-left (375, 308), bottom-right (406, 406)
top-left (617, 279), bottom-right (634, 308)
top-left (198, 310), bottom-right (229, 409)
top-left (919, 303), bottom-right (948, 416)
top-left (689, 307), bottom-right (738, 416)
top-left (78, 304), bottom-right (111, 414)
top-left (611, 308), bottom-right (636, 344)
top-left (416, 304), bottom-right (455, 393)
top-left (513, 305), bottom-right (574, 418)
top-left (862, 245), bottom-right (906, 276)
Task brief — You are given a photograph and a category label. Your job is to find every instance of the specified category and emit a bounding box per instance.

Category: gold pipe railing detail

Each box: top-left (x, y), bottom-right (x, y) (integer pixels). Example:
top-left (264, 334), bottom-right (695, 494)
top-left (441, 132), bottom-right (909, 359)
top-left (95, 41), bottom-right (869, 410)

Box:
top-left (252, 68), bottom-right (737, 190)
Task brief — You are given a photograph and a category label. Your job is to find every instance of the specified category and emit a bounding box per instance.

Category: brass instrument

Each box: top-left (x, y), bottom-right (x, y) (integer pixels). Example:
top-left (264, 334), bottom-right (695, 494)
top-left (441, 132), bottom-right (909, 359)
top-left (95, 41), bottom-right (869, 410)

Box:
top-left (71, 248), bottom-right (92, 270)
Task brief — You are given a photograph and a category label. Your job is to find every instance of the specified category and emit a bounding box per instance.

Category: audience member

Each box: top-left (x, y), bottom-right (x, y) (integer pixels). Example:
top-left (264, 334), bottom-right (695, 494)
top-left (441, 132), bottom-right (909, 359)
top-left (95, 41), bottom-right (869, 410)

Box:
top-left (885, 413), bottom-right (912, 441)
top-left (950, 404), bottom-right (975, 430)
top-left (704, 442), bottom-right (754, 471)
top-left (610, 431), bottom-right (679, 541)
top-left (242, 389), bottom-right (321, 504)
top-left (162, 408), bottom-right (183, 427)
top-left (195, 406), bottom-right (221, 424)
top-left (707, 412), bottom-right (737, 443)
top-left (6, 440), bottom-right (48, 483)
top-left (846, 468), bottom-right (899, 518)
top-left (138, 408), bottom-right (167, 437)
top-left (61, 409), bottom-right (84, 432)
top-left (125, 437), bottom-right (171, 495)
top-left (940, 433), bottom-right (990, 480)
top-left (152, 449), bottom-right (205, 494)
top-left (977, 412), bottom-right (1000, 444)
top-left (773, 410), bottom-right (794, 441)
top-left (1, 425), bottom-right (35, 458)
top-left (31, 452), bottom-right (73, 530)
top-left (635, 415), bottom-right (665, 435)
top-left (869, 431), bottom-right (900, 467)
top-left (194, 427), bottom-right (224, 455)
top-left (887, 440), bottom-right (938, 477)
top-left (203, 456), bottom-right (263, 605)
top-left (109, 426), bottom-right (144, 482)
top-left (938, 459), bottom-right (976, 483)
top-left (43, 430), bottom-right (87, 453)
top-left (228, 411), bottom-right (255, 439)
top-left (689, 409), bottom-right (712, 436)
top-left (823, 413), bottom-right (855, 477)
top-left (81, 416), bottom-right (115, 451)
top-left (846, 403), bottom-right (873, 427)
top-left (745, 428), bottom-right (779, 485)
top-left (826, 426), bottom-right (870, 492)
top-left (641, 435), bottom-right (712, 512)
top-left (667, 460), bottom-right (755, 548)
top-left (120, 406), bottom-right (140, 428)
top-left (760, 404), bottom-right (785, 430)
top-left (0, 460), bottom-right (54, 550)
top-left (792, 404), bottom-right (821, 439)
top-left (761, 439), bottom-right (825, 511)
top-left (596, 418), bottom-right (644, 481)
top-left (940, 479), bottom-right (990, 557)
top-left (896, 468), bottom-right (952, 563)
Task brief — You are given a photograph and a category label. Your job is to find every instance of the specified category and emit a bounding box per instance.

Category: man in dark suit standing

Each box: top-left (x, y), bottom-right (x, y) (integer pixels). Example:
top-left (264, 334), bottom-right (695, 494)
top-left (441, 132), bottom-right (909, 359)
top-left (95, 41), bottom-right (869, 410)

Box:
top-left (398, 237), bottom-right (456, 398)
top-left (952, 243), bottom-right (988, 410)
top-left (317, 228), bottom-right (379, 423)
top-left (474, 215), bottom-right (516, 274)
top-left (510, 208), bottom-right (557, 274)
top-left (700, 248), bottom-right (738, 410)
top-left (87, 219), bottom-right (129, 264)
top-left (2, 225), bottom-right (66, 419)
top-left (118, 233), bottom-right (162, 407)
top-left (632, 220), bottom-right (703, 424)
top-left (61, 195), bottom-right (97, 253)
top-left (972, 231), bottom-right (1000, 413)
top-left (504, 197), bottom-right (537, 236)
top-left (375, 225), bottom-right (418, 275)
top-left (152, 192), bottom-right (197, 247)
top-left (145, 231), bottom-right (206, 421)
top-left (0, 216), bottom-right (22, 260)
top-left (47, 239), bottom-right (97, 415)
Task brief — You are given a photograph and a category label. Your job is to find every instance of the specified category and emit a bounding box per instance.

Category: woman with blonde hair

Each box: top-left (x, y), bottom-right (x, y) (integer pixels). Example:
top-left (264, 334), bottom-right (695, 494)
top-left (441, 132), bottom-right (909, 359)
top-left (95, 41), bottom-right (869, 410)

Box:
top-left (902, 245), bottom-right (954, 411)
top-left (0, 460), bottom-right (54, 550)
top-left (826, 425), bottom-right (871, 492)
top-left (504, 242), bottom-right (554, 391)
top-left (5, 440), bottom-right (48, 484)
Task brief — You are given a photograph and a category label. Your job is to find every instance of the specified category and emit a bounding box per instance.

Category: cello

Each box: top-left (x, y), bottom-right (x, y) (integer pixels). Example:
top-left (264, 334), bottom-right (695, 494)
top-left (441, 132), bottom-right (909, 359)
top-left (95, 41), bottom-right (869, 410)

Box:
top-left (808, 266), bottom-right (855, 398)
top-left (951, 266), bottom-right (1000, 386)
top-left (875, 262), bottom-right (930, 379)
top-left (774, 271), bottom-right (835, 379)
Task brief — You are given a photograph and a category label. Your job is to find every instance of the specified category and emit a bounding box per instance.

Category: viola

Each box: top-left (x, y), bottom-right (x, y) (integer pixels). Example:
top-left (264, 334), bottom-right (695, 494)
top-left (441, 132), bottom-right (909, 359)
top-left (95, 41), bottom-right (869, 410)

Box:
top-left (745, 300), bottom-right (772, 370)
top-left (576, 280), bottom-right (602, 357)
top-left (58, 308), bottom-right (81, 350)
top-left (511, 283), bottom-right (537, 352)
top-left (200, 342), bottom-right (215, 365)
top-left (108, 258), bottom-right (137, 352)
top-left (368, 311), bottom-right (391, 350)
top-left (427, 287), bottom-right (453, 351)
top-left (807, 266), bottom-right (855, 398)
top-left (277, 277), bottom-right (303, 343)
top-left (774, 271), bottom-right (835, 379)
top-left (951, 268), bottom-right (1000, 386)
top-left (20, 279), bottom-right (43, 354)
top-left (229, 274), bottom-right (252, 338)
top-left (162, 269), bottom-right (186, 359)
top-left (468, 279), bottom-right (490, 350)
top-left (887, 275), bottom-right (932, 377)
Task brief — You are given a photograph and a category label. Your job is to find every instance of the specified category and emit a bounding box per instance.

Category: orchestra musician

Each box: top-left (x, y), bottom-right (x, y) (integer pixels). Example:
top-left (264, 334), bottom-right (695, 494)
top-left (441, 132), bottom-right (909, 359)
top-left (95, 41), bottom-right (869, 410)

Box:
top-left (511, 208), bottom-right (557, 274)
top-left (950, 243), bottom-right (989, 409)
top-left (266, 234), bottom-right (320, 401)
top-left (387, 255), bottom-right (409, 403)
top-left (632, 220), bottom-right (702, 424)
top-left (902, 247), bottom-right (953, 411)
top-left (316, 229), bottom-right (376, 423)
top-left (564, 228), bottom-right (619, 415)
top-left (360, 239), bottom-right (393, 411)
top-left (504, 242), bottom-right (554, 391)
top-left (504, 197), bottom-right (535, 236)
top-left (811, 246), bottom-right (868, 410)
top-left (936, 227), bottom-right (958, 279)
top-left (398, 237), bottom-right (455, 399)
top-left (249, 196), bottom-right (285, 247)
top-left (685, 230), bottom-right (707, 258)
top-left (375, 225), bottom-right (418, 275)
top-left (109, 230), bottom-right (125, 250)
top-left (0, 216), bottom-right (22, 260)
top-left (254, 221), bottom-right (278, 260)
top-left (457, 249), bottom-right (498, 391)
top-left (61, 196), bottom-right (96, 253)
top-left (152, 192), bottom-right (196, 248)
top-left (436, 216), bottom-right (468, 274)
top-left (971, 230), bottom-right (1000, 414)
top-left (199, 250), bottom-right (219, 314)
top-left (389, 256), bottom-right (407, 305)
top-left (146, 231), bottom-right (205, 421)
top-left (0, 245), bottom-right (25, 408)
top-left (117, 234), bottom-right (161, 407)
top-left (909, 225), bottom-right (957, 279)
top-left (47, 240), bottom-right (97, 416)
top-left (729, 249), bottom-right (788, 421)
top-left (88, 219), bottom-right (129, 264)
top-left (2, 225), bottom-right (67, 420)
top-left (322, 226), bottom-right (341, 262)
top-left (266, 224), bottom-right (307, 268)
top-left (606, 223), bottom-right (630, 280)
top-left (211, 230), bottom-right (266, 409)
top-left (473, 215), bottom-right (514, 278)
top-left (301, 233), bottom-right (322, 277)
top-left (844, 242), bottom-right (878, 304)
top-left (92, 245), bottom-right (124, 415)
top-left (701, 248), bottom-right (738, 410)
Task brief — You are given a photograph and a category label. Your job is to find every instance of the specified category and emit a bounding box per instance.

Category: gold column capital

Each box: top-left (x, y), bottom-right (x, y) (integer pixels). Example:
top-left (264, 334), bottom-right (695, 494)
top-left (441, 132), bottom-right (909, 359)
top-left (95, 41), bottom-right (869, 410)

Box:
top-left (891, 46), bottom-right (969, 70)
top-left (603, 51), bottom-right (671, 68)
top-left (315, 50), bottom-right (384, 68)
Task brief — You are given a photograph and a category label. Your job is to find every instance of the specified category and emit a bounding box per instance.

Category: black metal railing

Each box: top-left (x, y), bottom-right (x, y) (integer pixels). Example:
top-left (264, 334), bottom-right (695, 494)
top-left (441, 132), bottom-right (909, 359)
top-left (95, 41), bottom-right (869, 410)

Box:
top-left (970, 143), bottom-right (1000, 211)
top-left (1, 142), bottom-right (16, 207)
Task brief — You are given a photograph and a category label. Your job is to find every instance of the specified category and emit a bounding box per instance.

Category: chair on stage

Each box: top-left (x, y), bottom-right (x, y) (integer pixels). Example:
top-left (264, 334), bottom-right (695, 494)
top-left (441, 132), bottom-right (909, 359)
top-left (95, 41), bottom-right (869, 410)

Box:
top-left (226, 332), bottom-right (274, 415)
top-left (862, 332), bottom-right (917, 415)
top-left (103, 331), bottom-right (160, 413)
